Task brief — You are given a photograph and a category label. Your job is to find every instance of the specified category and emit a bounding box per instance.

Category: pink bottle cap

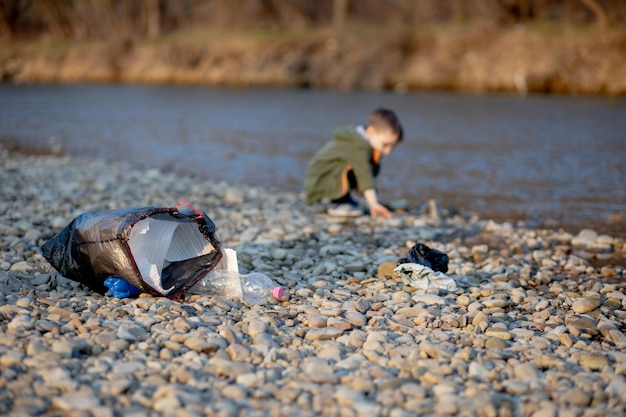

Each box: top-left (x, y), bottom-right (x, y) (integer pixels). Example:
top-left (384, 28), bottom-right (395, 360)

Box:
top-left (272, 286), bottom-right (284, 299)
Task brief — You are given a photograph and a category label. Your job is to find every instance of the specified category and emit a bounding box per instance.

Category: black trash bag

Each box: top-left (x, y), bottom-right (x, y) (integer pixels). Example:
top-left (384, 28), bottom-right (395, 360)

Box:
top-left (398, 242), bottom-right (449, 273)
top-left (41, 201), bottom-right (223, 300)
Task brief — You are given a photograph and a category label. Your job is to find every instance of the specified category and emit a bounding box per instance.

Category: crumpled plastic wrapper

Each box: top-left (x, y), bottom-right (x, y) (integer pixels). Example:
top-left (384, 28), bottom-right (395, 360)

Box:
top-left (398, 242), bottom-right (449, 273)
top-left (394, 263), bottom-right (457, 291)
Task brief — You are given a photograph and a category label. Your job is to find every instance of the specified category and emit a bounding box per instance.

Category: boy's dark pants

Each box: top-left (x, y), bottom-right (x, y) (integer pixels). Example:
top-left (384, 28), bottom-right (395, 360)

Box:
top-left (331, 170), bottom-right (358, 204)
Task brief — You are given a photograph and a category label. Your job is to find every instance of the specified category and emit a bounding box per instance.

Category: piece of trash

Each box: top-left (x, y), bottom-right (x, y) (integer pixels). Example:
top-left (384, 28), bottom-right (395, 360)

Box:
top-left (104, 277), bottom-right (142, 298)
top-left (188, 248), bottom-right (284, 305)
top-left (398, 242), bottom-right (449, 273)
top-left (394, 263), bottom-right (457, 291)
top-left (426, 199), bottom-right (439, 220)
top-left (394, 241), bottom-right (455, 290)
top-left (41, 201), bottom-right (223, 300)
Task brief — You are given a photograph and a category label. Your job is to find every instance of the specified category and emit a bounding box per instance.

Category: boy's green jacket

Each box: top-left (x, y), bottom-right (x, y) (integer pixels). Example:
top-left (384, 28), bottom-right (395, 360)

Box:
top-left (305, 125), bottom-right (378, 204)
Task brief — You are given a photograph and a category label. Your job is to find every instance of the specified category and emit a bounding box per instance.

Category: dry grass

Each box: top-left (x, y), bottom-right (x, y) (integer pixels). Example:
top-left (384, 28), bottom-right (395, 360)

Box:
top-left (2, 22), bottom-right (625, 95)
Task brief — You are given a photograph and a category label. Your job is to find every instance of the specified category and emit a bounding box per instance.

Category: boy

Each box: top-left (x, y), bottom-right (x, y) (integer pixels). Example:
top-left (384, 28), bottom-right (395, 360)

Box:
top-left (305, 108), bottom-right (403, 218)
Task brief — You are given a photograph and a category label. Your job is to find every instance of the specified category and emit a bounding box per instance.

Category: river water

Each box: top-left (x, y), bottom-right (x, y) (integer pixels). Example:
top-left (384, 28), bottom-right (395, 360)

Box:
top-left (1, 83), bottom-right (624, 237)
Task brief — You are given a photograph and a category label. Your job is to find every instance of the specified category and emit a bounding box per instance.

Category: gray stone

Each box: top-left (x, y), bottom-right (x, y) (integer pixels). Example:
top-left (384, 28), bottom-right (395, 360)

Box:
top-left (116, 324), bottom-right (147, 341)
top-left (0, 351), bottom-right (24, 366)
top-left (530, 405), bottom-right (557, 417)
top-left (8, 315), bottom-right (33, 331)
top-left (345, 311), bottom-right (367, 327)
top-left (579, 353), bottom-right (608, 370)
top-left (472, 311), bottom-right (489, 326)
top-left (51, 340), bottom-right (75, 358)
top-left (51, 216), bottom-right (69, 229)
top-left (571, 297), bottom-right (601, 314)
top-left (482, 299), bottom-right (508, 309)
top-left (345, 262), bottom-right (367, 272)
top-left (222, 384), bottom-right (248, 400)
top-left (247, 319), bottom-right (268, 337)
top-left (305, 327), bottom-right (344, 341)
top-left (10, 261), bottom-right (31, 272)
top-left (571, 229), bottom-right (597, 248)
top-left (270, 248), bottom-right (288, 260)
top-left (412, 294), bottom-right (446, 306)
top-left (604, 377), bottom-right (626, 402)
top-left (514, 363), bottom-right (538, 381)
top-left (184, 337), bottom-right (221, 353)
top-left (24, 229), bottom-right (42, 241)
top-left (111, 361), bottom-right (143, 375)
top-left (52, 391), bottom-right (101, 410)
top-left (485, 328), bottom-right (512, 340)
top-left (485, 337), bottom-right (507, 350)
top-left (335, 387), bottom-right (364, 406)
top-left (15, 297), bottom-right (31, 308)
top-left (42, 367), bottom-right (78, 391)
top-left (306, 314), bottom-right (328, 328)
top-left (559, 387), bottom-right (591, 406)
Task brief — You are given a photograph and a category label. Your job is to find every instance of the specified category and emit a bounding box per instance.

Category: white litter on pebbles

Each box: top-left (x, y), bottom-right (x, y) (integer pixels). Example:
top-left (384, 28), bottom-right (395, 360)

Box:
top-left (1, 150), bottom-right (625, 417)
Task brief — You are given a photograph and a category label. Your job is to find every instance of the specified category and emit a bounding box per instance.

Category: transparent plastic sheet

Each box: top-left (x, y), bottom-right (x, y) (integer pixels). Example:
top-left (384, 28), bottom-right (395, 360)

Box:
top-left (41, 201), bottom-right (223, 300)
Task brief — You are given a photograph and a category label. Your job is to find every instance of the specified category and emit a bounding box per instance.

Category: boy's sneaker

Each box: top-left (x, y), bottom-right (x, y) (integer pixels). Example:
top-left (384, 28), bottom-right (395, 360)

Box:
top-left (327, 202), bottom-right (363, 217)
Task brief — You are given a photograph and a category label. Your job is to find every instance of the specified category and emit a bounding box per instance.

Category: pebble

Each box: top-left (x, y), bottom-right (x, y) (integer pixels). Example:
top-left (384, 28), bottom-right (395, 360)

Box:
top-left (247, 319), bottom-right (268, 337)
top-left (306, 315), bottom-right (328, 328)
top-left (345, 262), bottom-right (367, 272)
top-left (484, 337), bottom-right (507, 350)
top-left (270, 248), bottom-right (287, 260)
top-left (485, 329), bottom-right (512, 340)
top-left (571, 229), bottom-right (598, 248)
top-left (412, 294), bottom-right (446, 306)
top-left (579, 353), bottom-right (609, 370)
top-left (377, 261), bottom-right (397, 278)
top-left (116, 324), bottom-right (147, 341)
top-left (571, 297), bottom-right (601, 314)
top-left (559, 388), bottom-right (591, 407)
top-left (184, 337), bottom-right (220, 353)
top-left (482, 298), bottom-right (508, 309)
top-left (345, 311), bottom-right (367, 327)
top-left (305, 328), bottom-right (344, 341)
top-left (42, 367), bottom-right (78, 391)
top-left (10, 261), bottom-right (32, 272)
top-left (1, 152), bottom-right (625, 417)
top-left (514, 363), bottom-right (538, 381)
top-left (335, 387), bottom-right (364, 406)
top-left (52, 391), bottom-right (101, 411)
top-left (8, 315), bottom-right (34, 331)
top-left (472, 311), bottom-right (489, 326)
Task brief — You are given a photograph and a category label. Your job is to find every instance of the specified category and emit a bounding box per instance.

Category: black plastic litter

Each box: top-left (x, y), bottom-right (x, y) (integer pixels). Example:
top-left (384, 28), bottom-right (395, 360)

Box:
top-left (398, 242), bottom-right (449, 273)
top-left (41, 201), bottom-right (223, 300)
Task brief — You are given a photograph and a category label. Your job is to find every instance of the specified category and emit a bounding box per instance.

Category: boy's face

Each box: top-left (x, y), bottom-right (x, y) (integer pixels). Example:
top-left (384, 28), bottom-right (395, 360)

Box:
top-left (366, 127), bottom-right (399, 155)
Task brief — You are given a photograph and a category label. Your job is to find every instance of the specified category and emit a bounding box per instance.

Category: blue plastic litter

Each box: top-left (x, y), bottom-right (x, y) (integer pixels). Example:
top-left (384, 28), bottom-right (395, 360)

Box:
top-left (104, 277), bottom-right (142, 298)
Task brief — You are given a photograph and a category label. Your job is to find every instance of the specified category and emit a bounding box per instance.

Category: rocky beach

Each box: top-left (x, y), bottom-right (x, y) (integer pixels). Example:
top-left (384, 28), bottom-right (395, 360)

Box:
top-left (1, 149), bottom-right (625, 417)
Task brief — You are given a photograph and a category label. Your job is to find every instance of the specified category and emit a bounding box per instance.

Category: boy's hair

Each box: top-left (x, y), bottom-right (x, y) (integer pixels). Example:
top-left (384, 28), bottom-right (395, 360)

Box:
top-left (366, 108), bottom-right (404, 142)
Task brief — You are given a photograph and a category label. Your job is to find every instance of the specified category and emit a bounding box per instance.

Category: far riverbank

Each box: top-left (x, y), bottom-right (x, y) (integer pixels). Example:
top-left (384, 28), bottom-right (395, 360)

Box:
top-left (2, 24), bottom-right (625, 95)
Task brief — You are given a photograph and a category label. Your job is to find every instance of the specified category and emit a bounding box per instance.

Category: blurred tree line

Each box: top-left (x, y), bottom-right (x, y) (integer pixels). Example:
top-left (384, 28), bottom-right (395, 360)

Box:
top-left (0, 0), bottom-right (621, 41)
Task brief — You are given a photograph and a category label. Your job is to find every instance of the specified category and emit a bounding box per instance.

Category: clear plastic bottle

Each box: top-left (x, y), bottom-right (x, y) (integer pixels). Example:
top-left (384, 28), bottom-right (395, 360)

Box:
top-left (190, 269), bottom-right (284, 305)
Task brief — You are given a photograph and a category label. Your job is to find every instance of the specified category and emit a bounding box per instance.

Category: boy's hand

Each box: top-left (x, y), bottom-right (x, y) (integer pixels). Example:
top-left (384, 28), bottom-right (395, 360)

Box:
top-left (370, 203), bottom-right (393, 219)
top-left (364, 189), bottom-right (393, 219)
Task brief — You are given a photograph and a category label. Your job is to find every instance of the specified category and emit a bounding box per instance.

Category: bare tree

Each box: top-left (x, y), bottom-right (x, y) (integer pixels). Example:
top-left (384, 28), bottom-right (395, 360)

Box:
top-left (578, 0), bottom-right (608, 26)
top-left (2, 0), bottom-right (624, 41)
top-left (38, 0), bottom-right (74, 39)
top-left (0, 0), bottom-right (28, 40)
top-left (144, 0), bottom-right (160, 38)
top-left (333, 0), bottom-right (348, 35)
